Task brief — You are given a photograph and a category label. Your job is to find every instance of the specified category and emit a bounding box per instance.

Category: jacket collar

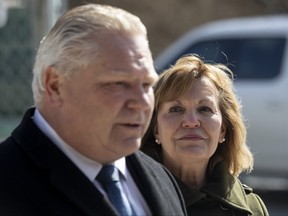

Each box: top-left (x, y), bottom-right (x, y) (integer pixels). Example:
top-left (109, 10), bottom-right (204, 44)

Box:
top-left (203, 161), bottom-right (253, 214)
top-left (176, 160), bottom-right (253, 215)
top-left (12, 108), bottom-right (118, 216)
top-left (127, 151), bottom-right (187, 216)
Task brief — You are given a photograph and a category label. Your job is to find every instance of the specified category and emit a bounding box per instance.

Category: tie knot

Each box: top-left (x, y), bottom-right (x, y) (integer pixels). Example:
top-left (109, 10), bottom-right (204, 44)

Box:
top-left (97, 165), bottom-right (120, 183)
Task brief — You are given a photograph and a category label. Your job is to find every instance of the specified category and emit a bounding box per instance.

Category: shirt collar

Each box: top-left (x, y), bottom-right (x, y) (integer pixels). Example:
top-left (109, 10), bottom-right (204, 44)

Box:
top-left (33, 108), bottom-right (127, 181)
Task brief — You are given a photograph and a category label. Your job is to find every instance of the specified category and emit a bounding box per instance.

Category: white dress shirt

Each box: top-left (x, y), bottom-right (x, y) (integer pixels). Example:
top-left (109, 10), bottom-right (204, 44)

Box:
top-left (33, 108), bottom-right (151, 215)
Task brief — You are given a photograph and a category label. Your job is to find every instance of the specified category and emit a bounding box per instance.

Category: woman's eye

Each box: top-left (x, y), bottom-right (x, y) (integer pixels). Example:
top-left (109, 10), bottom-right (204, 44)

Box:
top-left (169, 106), bottom-right (184, 113)
top-left (199, 106), bottom-right (214, 113)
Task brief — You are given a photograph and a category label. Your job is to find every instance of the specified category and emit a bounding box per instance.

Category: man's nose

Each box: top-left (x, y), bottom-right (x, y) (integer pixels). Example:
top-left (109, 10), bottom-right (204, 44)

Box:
top-left (126, 86), bottom-right (153, 111)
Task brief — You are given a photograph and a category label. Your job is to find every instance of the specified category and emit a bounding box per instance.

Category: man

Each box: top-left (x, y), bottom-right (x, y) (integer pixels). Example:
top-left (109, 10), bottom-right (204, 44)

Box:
top-left (0, 4), bottom-right (186, 216)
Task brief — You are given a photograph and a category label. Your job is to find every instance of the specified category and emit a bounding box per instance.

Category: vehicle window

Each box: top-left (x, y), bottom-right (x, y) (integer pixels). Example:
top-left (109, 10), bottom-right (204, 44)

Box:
top-left (164, 38), bottom-right (286, 80)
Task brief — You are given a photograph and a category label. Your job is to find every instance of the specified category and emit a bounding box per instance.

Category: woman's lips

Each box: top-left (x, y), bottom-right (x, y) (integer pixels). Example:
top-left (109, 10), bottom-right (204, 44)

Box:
top-left (178, 134), bottom-right (205, 140)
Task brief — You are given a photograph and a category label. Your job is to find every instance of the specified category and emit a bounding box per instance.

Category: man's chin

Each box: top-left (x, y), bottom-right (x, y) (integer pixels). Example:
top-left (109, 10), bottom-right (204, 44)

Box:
top-left (121, 138), bottom-right (141, 153)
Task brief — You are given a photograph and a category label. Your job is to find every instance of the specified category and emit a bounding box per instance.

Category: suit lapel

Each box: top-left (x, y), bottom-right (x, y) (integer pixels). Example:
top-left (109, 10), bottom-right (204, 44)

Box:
top-left (48, 159), bottom-right (117, 216)
top-left (12, 108), bottom-right (118, 216)
top-left (126, 152), bottom-right (170, 215)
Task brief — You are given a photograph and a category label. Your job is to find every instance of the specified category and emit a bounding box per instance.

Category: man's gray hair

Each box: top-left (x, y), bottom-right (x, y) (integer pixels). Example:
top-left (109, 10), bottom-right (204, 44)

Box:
top-left (32, 4), bottom-right (148, 105)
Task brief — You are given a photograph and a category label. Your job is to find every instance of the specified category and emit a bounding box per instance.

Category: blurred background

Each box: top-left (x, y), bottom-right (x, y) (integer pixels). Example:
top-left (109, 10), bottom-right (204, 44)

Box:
top-left (0, 0), bottom-right (288, 214)
top-left (2, 0), bottom-right (288, 137)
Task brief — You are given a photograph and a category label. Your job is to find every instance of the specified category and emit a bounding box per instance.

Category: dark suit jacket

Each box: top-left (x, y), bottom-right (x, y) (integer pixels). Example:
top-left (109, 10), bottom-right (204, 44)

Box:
top-left (0, 108), bottom-right (186, 216)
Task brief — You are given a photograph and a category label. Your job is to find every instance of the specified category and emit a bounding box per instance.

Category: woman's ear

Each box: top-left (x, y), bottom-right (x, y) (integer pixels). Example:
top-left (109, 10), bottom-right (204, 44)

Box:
top-left (219, 124), bottom-right (227, 143)
top-left (153, 124), bottom-right (159, 139)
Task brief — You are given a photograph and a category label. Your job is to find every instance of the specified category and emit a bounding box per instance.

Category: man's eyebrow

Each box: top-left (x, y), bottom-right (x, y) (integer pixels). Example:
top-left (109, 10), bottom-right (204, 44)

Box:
top-left (108, 70), bottom-right (130, 75)
top-left (109, 69), bottom-right (148, 74)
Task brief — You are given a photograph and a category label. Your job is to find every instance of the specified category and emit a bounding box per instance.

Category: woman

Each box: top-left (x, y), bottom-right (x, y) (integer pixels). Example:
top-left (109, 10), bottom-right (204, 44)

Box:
top-left (141, 54), bottom-right (269, 215)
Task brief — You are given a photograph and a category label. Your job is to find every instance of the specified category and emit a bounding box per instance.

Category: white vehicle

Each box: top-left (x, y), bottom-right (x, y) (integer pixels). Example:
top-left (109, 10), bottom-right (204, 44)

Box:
top-left (155, 15), bottom-right (288, 190)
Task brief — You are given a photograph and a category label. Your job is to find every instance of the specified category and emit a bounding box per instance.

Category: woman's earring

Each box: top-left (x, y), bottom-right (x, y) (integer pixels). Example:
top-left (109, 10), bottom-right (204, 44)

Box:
top-left (221, 138), bottom-right (226, 143)
top-left (155, 139), bottom-right (161, 144)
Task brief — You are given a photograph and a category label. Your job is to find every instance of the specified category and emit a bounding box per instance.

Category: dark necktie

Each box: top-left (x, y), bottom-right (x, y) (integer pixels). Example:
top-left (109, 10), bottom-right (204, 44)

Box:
top-left (97, 165), bottom-right (134, 216)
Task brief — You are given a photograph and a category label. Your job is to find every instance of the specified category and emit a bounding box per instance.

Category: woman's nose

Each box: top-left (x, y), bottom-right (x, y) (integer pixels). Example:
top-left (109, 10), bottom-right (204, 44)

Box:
top-left (182, 112), bottom-right (200, 128)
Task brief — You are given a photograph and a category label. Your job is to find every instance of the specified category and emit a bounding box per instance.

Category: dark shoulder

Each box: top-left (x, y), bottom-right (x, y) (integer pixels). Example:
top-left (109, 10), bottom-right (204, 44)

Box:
top-left (135, 150), bottom-right (161, 165)
top-left (131, 151), bottom-right (167, 173)
top-left (0, 136), bottom-right (19, 162)
top-left (127, 151), bottom-right (187, 215)
top-left (128, 151), bottom-right (179, 185)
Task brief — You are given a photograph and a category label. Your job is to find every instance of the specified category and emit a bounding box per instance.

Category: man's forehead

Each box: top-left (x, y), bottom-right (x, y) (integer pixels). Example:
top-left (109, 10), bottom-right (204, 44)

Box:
top-left (104, 69), bottom-right (158, 80)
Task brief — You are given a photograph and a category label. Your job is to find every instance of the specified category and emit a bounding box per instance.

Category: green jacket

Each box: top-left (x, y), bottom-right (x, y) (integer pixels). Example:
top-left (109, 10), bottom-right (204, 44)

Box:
top-left (176, 161), bottom-right (269, 216)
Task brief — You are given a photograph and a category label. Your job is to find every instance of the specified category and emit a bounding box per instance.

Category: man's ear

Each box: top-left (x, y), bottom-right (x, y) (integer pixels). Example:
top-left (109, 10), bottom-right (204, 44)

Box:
top-left (43, 66), bottom-right (63, 106)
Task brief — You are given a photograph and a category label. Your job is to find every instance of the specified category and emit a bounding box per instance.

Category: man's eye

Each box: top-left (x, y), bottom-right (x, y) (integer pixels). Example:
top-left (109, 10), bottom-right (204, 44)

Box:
top-left (110, 82), bottom-right (129, 88)
top-left (143, 83), bottom-right (152, 91)
top-left (169, 106), bottom-right (184, 113)
top-left (115, 82), bottom-right (127, 86)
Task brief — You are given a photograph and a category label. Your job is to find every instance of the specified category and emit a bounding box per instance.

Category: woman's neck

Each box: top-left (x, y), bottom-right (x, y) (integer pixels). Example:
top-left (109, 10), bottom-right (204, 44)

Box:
top-left (163, 157), bottom-right (209, 190)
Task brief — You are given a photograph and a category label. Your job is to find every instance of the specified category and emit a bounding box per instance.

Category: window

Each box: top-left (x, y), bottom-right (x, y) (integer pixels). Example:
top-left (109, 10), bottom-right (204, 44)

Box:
top-left (165, 38), bottom-right (286, 80)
